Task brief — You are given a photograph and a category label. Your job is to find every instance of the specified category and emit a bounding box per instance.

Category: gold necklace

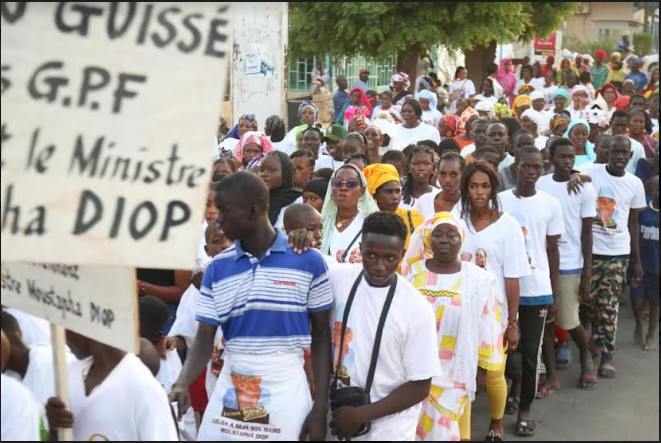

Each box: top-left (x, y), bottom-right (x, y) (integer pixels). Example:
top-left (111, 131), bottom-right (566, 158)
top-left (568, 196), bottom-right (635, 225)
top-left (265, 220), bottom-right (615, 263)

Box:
top-left (336, 213), bottom-right (358, 229)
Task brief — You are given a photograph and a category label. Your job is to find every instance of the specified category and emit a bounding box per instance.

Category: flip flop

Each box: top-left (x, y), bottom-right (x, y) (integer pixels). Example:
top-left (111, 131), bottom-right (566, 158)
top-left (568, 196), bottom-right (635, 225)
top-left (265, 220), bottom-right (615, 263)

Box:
top-left (484, 430), bottom-right (504, 441)
top-left (598, 363), bottom-right (617, 379)
top-left (578, 372), bottom-right (598, 390)
top-left (515, 419), bottom-right (536, 437)
top-left (505, 396), bottom-right (519, 415)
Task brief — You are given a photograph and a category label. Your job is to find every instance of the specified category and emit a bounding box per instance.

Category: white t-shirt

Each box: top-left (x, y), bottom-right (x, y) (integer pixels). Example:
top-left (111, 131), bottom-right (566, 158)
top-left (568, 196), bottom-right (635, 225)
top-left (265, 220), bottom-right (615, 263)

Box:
top-left (421, 108), bottom-right (443, 129)
top-left (329, 213), bottom-right (365, 263)
top-left (584, 164), bottom-right (647, 256)
top-left (413, 189), bottom-right (461, 221)
top-left (371, 105), bottom-right (402, 122)
top-left (328, 264), bottom-right (441, 441)
top-left (67, 354), bottom-right (178, 441)
top-left (498, 190), bottom-right (565, 298)
top-left (461, 143), bottom-right (476, 158)
top-left (460, 213), bottom-right (531, 325)
top-left (1, 374), bottom-right (41, 441)
top-left (396, 122), bottom-right (441, 149)
top-left (196, 220), bottom-right (211, 271)
top-left (4, 344), bottom-right (72, 407)
top-left (449, 79), bottom-right (476, 112)
top-left (535, 135), bottom-right (549, 151)
top-left (274, 196), bottom-right (304, 231)
top-left (537, 176), bottom-right (597, 270)
top-left (499, 153), bottom-right (515, 170)
top-left (473, 94), bottom-right (498, 105)
top-left (627, 137), bottom-right (646, 175)
top-left (314, 154), bottom-right (344, 172)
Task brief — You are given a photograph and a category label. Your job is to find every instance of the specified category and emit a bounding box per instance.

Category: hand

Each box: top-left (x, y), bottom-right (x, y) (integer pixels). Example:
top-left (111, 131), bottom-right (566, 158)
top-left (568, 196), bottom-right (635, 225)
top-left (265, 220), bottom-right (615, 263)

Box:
top-left (299, 406), bottom-right (327, 441)
top-left (567, 173), bottom-right (584, 195)
top-left (630, 262), bottom-right (644, 288)
top-left (164, 336), bottom-right (180, 352)
top-left (579, 272), bottom-right (592, 304)
top-left (303, 354), bottom-right (316, 399)
top-left (288, 229), bottom-right (314, 254)
top-left (190, 271), bottom-right (203, 290)
top-left (475, 367), bottom-right (487, 395)
top-left (169, 383), bottom-right (192, 421)
top-left (46, 397), bottom-right (74, 430)
top-left (329, 406), bottom-right (365, 441)
top-left (504, 326), bottom-right (520, 354)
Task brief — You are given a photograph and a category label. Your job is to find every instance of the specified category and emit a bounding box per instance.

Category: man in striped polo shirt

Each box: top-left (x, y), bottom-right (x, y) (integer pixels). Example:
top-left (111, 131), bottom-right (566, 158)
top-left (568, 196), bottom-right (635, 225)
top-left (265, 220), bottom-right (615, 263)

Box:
top-left (170, 172), bottom-right (333, 441)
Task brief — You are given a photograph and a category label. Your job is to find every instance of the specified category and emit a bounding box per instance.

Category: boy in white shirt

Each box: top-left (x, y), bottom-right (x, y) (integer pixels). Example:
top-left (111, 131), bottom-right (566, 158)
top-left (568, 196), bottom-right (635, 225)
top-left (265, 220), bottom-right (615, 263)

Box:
top-left (582, 135), bottom-right (647, 378)
top-left (499, 146), bottom-right (564, 437)
top-left (537, 138), bottom-right (598, 390)
top-left (327, 212), bottom-right (441, 441)
top-left (45, 331), bottom-right (178, 441)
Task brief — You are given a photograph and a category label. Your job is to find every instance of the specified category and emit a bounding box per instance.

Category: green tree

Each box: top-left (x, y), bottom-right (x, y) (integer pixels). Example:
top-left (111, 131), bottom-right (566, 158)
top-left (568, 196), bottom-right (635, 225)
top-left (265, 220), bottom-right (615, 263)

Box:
top-left (289, 2), bottom-right (580, 87)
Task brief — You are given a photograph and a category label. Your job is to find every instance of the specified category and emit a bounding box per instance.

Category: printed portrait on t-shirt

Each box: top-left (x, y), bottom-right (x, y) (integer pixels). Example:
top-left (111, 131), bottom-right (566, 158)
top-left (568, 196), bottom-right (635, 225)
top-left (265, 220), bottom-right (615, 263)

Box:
top-left (594, 186), bottom-right (618, 229)
top-left (336, 247), bottom-right (363, 263)
top-left (511, 213), bottom-right (534, 269)
top-left (331, 307), bottom-right (355, 386)
top-left (475, 248), bottom-right (488, 269)
top-left (222, 370), bottom-right (271, 424)
top-left (460, 250), bottom-right (473, 263)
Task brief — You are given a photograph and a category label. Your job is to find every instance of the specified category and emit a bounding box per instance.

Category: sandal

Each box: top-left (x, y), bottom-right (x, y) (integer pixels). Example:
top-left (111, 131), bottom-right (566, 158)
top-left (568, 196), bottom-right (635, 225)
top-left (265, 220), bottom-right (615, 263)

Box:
top-left (578, 372), bottom-right (598, 390)
top-left (536, 385), bottom-right (549, 399)
top-left (515, 419), bottom-right (536, 437)
top-left (598, 362), bottom-right (617, 379)
top-left (484, 430), bottom-right (504, 441)
top-left (505, 396), bottom-right (519, 415)
top-left (556, 344), bottom-right (573, 370)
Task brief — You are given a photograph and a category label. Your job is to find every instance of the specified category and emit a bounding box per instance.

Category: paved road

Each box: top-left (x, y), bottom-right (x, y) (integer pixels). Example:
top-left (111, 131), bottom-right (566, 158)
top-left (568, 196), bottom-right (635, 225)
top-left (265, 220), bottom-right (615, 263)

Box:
top-left (469, 301), bottom-right (660, 441)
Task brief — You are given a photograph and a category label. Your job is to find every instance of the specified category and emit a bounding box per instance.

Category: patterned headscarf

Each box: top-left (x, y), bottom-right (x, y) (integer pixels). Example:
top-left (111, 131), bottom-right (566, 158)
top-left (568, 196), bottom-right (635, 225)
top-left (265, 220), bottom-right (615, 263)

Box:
top-left (440, 114), bottom-right (461, 137)
top-left (401, 212), bottom-right (465, 277)
top-left (390, 72), bottom-right (411, 89)
top-left (298, 101), bottom-right (319, 122)
top-left (458, 107), bottom-right (479, 136)
top-left (550, 113), bottom-right (571, 133)
top-left (493, 103), bottom-right (513, 118)
top-left (234, 131), bottom-right (274, 168)
top-left (512, 94), bottom-right (532, 114)
top-left (614, 95), bottom-right (631, 110)
top-left (320, 164), bottom-right (379, 255)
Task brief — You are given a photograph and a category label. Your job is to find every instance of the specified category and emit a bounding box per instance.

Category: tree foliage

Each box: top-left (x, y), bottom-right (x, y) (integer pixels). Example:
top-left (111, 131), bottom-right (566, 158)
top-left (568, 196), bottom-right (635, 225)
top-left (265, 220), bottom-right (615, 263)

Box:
top-left (289, 2), bottom-right (580, 59)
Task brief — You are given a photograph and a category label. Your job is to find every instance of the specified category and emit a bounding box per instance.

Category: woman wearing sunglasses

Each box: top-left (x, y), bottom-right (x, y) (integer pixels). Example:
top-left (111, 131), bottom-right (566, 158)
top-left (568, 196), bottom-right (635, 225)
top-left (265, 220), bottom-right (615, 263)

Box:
top-left (217, 113), bottom-right (258, 155)
top-left (320, 164), bottom-right (379, 263)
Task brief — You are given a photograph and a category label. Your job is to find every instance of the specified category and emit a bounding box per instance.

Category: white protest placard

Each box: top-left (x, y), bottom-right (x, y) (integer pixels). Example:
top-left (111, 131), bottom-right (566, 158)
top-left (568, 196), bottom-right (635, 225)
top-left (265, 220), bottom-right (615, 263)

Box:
top-left (1, 2), bottom-right (230, 269)
top-left (1, 262), bottom-right (138, 352)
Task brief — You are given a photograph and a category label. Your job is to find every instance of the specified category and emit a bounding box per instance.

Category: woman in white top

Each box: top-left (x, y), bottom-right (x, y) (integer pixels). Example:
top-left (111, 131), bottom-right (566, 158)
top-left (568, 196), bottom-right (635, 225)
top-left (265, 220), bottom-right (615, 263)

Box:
top-left (417, 89), bottom-right (443, 129)
top-left (217, 113), bottom-right (258, 156)
top-left (401, 144), bottom-right (437, 210)
top-left (449, 66), bottom-right (476, 113)
top-left (473, 77), bottom-right (499, 106)
top-left (320, 164), bottom-right (379, 262)
top-left (515, 65), bottom-right (539, 95)
top-left (397, 99), bottom-right (441, 149)
top-left (414, 152), bottom-right (465, 220)
top-left (458, 161), bottom-right (531, 441)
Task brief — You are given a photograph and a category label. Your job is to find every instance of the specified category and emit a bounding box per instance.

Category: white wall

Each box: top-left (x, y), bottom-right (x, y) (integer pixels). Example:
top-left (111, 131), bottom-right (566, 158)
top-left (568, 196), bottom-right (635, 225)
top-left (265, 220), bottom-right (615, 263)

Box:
top-left (231, 2), bottom-right (288, 129)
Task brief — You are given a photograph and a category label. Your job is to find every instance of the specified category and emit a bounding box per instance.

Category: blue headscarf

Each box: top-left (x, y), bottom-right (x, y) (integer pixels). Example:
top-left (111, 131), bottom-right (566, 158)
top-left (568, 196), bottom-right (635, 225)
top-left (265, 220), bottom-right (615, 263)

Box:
top-left (563, 119), bottom-right (596, 166)
top-left (552, 88), bottom-right (570, 102)
top-left (416, 89), bottom-right (438, 110)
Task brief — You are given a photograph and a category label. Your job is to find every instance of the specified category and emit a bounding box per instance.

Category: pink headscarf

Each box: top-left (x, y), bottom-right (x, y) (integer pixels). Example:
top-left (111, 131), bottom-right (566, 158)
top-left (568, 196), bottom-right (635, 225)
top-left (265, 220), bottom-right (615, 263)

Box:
top-left (390, 72), bottom-right (411, 89)
top-left (234, 131), bottom-right (274, 164)
top-left (497, 58), bottom-right (517, 96)
top-left (345, 87), bottom-right (373, 120)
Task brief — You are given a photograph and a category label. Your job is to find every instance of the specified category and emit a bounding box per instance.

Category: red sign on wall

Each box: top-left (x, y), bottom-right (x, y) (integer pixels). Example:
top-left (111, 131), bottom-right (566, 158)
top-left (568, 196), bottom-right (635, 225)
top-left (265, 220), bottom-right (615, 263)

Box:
top-left (535, 33), bottom-right (557, 55)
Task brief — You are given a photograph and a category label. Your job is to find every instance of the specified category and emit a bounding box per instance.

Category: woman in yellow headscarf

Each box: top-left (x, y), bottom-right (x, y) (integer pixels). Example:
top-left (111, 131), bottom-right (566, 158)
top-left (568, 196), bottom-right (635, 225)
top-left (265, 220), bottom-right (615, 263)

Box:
top-left (363, 163), bottom-right (423, 248)
top-left (401, 212), bottom-right (503, 441)
top-left (512, 94), bottom-right (532, 120)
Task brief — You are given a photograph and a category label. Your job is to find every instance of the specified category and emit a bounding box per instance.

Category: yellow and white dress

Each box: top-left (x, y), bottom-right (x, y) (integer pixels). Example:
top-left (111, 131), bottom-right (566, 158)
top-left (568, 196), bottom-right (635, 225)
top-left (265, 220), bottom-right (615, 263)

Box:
top-left (407, 261), bottom-right (503, 441)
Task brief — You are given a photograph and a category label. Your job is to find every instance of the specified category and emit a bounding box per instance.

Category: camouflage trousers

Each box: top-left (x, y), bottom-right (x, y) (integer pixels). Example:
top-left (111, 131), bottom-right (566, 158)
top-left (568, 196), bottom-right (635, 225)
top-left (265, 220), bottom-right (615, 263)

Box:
top-left (583, 255), bottom-right (629, 355)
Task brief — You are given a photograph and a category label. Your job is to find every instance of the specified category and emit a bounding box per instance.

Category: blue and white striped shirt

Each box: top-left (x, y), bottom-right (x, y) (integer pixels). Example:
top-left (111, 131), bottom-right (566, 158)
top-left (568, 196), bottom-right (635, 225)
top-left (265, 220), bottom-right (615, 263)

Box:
top-left (197, 229), bottom-right (333, 354)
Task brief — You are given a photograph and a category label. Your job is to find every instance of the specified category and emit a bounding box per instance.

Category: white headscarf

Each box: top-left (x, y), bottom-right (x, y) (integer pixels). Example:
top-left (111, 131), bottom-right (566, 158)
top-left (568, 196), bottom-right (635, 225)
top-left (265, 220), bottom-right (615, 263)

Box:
top-left (320, 164), bottom-right (379, 255)
top-left (520, 109), bottom-right (543, 130)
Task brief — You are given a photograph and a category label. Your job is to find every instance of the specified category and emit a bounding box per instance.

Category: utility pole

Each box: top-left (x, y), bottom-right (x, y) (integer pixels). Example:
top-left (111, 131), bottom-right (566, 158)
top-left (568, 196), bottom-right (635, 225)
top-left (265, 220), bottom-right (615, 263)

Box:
top-left (644, 2), bottom-right (650, 33)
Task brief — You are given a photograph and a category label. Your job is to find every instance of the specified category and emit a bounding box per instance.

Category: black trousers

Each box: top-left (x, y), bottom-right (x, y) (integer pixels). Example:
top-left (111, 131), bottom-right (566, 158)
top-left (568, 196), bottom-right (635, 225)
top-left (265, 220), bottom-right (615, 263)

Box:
top-left (518, 304), bottom-right (548, 411)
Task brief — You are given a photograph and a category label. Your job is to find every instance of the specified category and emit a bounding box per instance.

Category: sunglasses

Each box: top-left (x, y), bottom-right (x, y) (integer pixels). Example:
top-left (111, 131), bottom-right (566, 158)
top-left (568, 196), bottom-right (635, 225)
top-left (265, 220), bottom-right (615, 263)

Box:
top-left (331, 177), bottom-right (362, 189)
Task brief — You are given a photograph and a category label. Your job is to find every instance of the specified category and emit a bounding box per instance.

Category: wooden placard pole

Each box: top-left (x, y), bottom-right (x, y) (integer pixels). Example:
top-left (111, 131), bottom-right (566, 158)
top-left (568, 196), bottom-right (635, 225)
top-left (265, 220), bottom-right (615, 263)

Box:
top-left (50, 323), bottom-right (73, 441)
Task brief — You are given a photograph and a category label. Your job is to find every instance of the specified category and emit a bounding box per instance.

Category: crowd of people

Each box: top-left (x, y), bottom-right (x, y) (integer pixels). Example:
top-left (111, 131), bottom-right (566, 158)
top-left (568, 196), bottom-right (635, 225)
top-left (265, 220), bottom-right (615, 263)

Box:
top-left (1, 48), bottom-right (658, 442)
